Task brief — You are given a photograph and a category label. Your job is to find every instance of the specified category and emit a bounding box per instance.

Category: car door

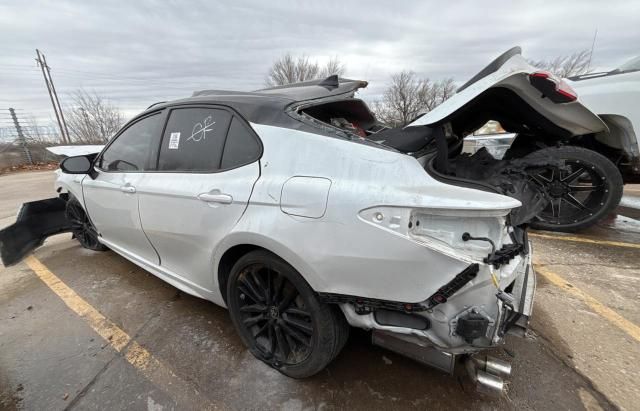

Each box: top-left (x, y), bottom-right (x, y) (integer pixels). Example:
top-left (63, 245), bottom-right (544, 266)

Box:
top-left (137, 106), bottom-right (261, 291)
top-left (82, 111), bottom-right (164, 265)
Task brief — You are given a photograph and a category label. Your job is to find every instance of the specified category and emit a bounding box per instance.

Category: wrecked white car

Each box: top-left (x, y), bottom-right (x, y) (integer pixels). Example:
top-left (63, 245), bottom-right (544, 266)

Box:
top-left (0, 47), bottom-right (606, 393)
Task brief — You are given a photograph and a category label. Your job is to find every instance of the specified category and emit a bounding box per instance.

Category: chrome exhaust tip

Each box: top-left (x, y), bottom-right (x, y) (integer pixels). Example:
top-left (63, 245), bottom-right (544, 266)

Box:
top-left (465, 355), bottom-right (510, 396)
top-left (476, 370), bottom-right (505, 395)
top-left (484, 355), bottom-right (512, 379)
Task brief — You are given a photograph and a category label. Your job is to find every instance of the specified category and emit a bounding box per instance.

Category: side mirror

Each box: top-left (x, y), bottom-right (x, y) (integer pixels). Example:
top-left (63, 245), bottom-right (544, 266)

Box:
top-left (60, 155), bottom-right (93, 174)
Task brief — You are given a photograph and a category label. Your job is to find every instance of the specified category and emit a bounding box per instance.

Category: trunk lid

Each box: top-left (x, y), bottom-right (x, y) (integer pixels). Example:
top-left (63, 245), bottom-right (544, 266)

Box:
top-left (407, 47), bottom-right (607, 137)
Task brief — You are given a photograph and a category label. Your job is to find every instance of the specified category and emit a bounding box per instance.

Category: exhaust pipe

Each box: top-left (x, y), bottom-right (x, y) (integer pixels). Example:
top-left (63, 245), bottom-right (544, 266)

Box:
top-left (484, 355), bottom-right (512, 378)
top-left (465, 355), bottom-right (512, 396)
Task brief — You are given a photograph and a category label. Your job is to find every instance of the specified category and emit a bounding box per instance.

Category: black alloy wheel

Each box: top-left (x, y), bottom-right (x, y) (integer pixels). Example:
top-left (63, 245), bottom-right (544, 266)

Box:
top-left (525, 146), bottom-right (623, 232)
top-left (227, 250), bottom-right (348, 378)
top-left (235, 262), bottom-right (314, 366)
top-left (65, 198), bottom-right (109, 251)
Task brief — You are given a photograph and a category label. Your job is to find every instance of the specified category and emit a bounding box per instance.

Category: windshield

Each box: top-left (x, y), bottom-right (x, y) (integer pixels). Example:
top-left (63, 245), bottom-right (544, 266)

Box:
top-left (615, 56), bottom-right (640, 73)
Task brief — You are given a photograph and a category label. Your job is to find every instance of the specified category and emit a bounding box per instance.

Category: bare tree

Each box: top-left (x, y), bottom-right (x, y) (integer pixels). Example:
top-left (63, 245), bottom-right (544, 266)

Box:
top-left (418, 78), bottom-right (456, 112)
top-left (66, 90), bottom-right (124, 144)
top-left (373, 72), bottom-right (456, 127)
top-left (265, 53), bottom-right (346, 87)
top-left (375, 71), bottom-right (423, 127)
top-left (528, 49), bottom-right (592, 78)
top-left (321, 56), bottom-right (346, 79)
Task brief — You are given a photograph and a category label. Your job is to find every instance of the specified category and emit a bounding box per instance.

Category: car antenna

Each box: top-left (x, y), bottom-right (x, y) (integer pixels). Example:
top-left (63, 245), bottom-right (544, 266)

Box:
top-left (318, 75), bottom-right (340, 88)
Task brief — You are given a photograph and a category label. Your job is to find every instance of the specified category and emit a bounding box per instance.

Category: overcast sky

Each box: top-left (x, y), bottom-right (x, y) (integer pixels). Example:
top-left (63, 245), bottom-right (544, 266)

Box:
top-left (1, 0), bottom-right (638, 129)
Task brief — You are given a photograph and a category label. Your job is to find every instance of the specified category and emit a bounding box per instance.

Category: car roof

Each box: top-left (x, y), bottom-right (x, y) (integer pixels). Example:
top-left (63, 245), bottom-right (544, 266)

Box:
top-left (141, 76), bottom-right (368, 134)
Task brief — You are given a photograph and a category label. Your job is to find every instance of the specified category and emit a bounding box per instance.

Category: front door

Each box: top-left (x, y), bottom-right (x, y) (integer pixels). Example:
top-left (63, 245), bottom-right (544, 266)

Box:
top-left (83, 112), bottom-right (164, 264)
top-left (137, 106), bottom-right (262, 291)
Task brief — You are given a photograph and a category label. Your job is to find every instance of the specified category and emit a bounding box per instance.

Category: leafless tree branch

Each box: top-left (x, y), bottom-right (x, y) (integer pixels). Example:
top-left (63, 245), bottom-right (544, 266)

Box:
top-left (528, 49), bottom-right (592, 78)
top-left (372, 72), bottom-right (456, 127)
top-left (265, 53), bottom-right (346, 86)
top-left (66, 90), bottom-right (124, 144)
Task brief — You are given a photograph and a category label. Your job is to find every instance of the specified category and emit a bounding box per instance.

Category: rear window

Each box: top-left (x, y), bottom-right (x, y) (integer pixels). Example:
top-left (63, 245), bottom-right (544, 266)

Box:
top-left (158, 108), bottom-right (231, 172)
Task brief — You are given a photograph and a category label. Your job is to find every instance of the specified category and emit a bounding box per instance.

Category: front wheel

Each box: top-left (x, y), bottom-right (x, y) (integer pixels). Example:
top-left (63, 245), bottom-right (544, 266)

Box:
top-left (226, 250), bottom-right (348, 378)
top-left (65, 197), bottom-right (109, 251)
top-left (524, 146), bottom-right (623, 232)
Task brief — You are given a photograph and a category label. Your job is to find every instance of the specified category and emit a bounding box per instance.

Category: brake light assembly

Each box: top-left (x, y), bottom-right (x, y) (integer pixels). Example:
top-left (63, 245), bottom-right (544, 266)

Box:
top-left (529, 71), bottom-right (578, 103)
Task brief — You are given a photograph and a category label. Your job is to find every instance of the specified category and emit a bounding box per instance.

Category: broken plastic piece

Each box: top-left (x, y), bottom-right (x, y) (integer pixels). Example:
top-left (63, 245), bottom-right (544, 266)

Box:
top-left (0, 197), bottom-right (72, 266)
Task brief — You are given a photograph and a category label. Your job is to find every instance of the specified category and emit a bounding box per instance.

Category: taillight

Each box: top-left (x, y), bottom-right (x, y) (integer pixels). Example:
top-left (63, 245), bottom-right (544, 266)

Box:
top-left (529, 71), bottom-right (578, 103)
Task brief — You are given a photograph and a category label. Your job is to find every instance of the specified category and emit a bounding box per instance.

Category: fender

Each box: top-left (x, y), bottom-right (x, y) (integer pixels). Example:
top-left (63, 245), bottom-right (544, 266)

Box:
top-left (213, 230), bottom-right (323, 301)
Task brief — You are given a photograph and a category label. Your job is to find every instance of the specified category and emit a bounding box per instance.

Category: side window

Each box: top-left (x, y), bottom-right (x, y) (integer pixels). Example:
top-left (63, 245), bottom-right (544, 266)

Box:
top-left (99, 114), bottom-right (161, 172)
top-left (158, 108), bottom-right (231, 172)
top-left (220, 117), bottom-right (261, 169)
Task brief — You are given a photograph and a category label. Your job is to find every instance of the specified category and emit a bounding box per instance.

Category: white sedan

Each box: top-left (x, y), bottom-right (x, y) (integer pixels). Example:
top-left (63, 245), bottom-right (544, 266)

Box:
top-left (1, 48), bottom-right (607, 394)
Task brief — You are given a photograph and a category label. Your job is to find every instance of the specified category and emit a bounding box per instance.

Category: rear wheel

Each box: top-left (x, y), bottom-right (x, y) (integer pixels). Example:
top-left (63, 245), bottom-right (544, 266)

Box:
top-left (226, 250), bottom-right (347, 378)
top-left (525, 146), bottom-right (623, 232)
top-left (65, 197), bottom-right (108, 251)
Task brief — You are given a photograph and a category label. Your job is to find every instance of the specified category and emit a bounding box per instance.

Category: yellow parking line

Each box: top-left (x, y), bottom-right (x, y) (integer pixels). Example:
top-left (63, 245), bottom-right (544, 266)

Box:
top-left (529, 232), bottom-right (640, 249)
top-left (535, 264), bottom-right (640, 343)
top-left (24, 255), bottom-right (215, 408)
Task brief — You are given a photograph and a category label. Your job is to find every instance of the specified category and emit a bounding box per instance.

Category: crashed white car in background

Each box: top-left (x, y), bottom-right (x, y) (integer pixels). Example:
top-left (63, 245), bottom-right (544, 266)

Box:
top-left (467, 55), bottom-right (640, 232)
top-left (0, 47), bottom-right (607, 394)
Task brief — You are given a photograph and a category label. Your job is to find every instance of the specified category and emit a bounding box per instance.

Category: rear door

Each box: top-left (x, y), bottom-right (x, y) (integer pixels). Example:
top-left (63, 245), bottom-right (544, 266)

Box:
top-left (83, 112), bottom-right (164, 264)
top-left (137, 105), bottom-right (262, 291)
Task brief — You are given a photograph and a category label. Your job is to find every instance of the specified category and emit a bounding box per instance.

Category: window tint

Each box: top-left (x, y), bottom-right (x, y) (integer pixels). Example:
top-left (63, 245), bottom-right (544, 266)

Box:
top-left (99, 114), bottom-right (161, 172)
top-left (158, 108), bottom-right (231, 172)
top-left (221, 117), bottom-right (261, 169)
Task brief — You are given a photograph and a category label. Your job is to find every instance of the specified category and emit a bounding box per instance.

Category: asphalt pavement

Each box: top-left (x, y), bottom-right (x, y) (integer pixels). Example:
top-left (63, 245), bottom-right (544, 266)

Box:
top-left (1, 171), bottom-right (638, 410)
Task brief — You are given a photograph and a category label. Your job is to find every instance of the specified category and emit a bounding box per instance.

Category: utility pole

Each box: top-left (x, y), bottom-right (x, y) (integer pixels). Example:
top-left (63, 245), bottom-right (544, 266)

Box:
top-left (42, 53), bottom-right (70, 142)
top-left (9, 108), bottom-right (33, 165)
top-left (36, 49), bottom-right (69, 144)
top-left (587, 28), bottom-right (598, 72)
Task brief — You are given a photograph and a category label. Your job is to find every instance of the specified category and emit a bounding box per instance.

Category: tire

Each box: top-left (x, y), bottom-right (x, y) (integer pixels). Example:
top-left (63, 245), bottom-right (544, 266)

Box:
top-left (328, 305), bottom-right (350, 362)
top-left (65, 197), bottom-right (109, 251)
top-left (524, 146), bottom-right (623, 232)
top-left (226, 250), bottom-right (346, 378)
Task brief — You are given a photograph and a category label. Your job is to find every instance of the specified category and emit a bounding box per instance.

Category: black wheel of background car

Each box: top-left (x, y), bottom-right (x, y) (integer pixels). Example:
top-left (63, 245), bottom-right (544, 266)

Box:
top-left (525, 146), bottom-right (623, 232)
top-left (65, 198), bottom-right (109, 251)
top-left (226, 250), bottom-right (346, 378)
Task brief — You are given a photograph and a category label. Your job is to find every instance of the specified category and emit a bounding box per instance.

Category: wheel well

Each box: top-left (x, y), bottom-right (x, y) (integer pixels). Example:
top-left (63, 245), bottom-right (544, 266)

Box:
top-left (217, 244), bottom-right (265, 304)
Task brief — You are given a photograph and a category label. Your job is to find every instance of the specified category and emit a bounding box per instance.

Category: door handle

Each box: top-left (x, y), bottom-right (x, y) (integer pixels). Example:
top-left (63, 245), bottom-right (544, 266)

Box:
top-left (198, 192), bottom-right (233, 204)
top-left (120, 185), bottom-right (136, 193)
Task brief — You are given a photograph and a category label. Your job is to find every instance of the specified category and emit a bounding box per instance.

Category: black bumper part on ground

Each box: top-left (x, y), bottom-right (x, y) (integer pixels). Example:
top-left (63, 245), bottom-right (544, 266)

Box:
top-left (0, 197), bottom-right (72, 266)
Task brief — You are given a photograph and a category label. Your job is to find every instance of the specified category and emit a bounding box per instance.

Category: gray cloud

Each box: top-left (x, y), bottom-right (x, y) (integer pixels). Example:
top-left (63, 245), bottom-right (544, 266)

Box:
top-left (1, 0), bottom-right (638, 126)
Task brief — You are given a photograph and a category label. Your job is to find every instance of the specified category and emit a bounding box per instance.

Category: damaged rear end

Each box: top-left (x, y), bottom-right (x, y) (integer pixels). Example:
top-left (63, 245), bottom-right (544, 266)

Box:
top-left (352, 200), bottom-right (535, 395)
top-left (289, 47), bottom-right (605, 393)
